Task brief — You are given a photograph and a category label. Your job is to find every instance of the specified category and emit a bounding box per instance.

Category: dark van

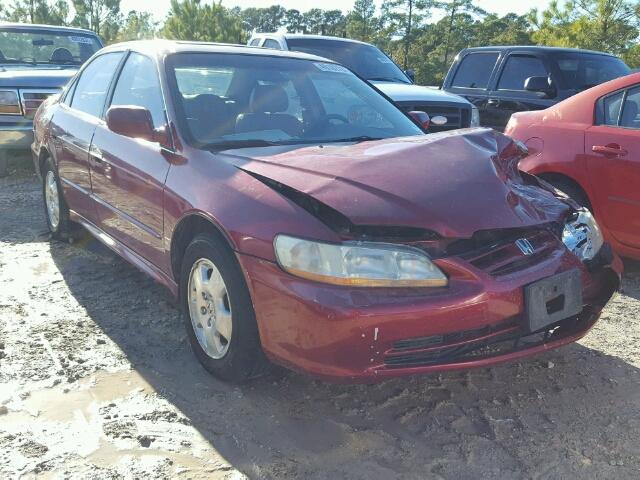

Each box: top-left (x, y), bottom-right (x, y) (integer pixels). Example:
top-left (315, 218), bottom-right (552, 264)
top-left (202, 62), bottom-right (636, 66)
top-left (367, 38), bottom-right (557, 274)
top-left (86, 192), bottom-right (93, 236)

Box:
top-left (442, 46), bottom-right (631, 131)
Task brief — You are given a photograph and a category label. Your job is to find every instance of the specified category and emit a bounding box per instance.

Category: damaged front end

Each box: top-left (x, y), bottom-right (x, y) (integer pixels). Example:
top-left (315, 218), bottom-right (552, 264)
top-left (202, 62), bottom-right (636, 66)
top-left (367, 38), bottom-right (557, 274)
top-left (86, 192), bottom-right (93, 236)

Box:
top-left (223, 129), bottom-right (621, 381)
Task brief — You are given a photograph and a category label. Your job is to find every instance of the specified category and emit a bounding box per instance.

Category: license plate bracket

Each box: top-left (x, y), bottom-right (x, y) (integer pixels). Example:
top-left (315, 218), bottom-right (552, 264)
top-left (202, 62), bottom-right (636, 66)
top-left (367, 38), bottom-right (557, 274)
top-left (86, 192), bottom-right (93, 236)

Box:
top-left (524, 269), bottom-right (583, 333)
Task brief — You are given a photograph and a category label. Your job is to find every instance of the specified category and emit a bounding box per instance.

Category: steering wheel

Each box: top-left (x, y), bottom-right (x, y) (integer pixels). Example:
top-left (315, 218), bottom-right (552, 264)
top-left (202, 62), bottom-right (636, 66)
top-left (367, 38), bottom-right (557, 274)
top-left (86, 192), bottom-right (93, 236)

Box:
top-left (325, 114), bottom-right (349, 124)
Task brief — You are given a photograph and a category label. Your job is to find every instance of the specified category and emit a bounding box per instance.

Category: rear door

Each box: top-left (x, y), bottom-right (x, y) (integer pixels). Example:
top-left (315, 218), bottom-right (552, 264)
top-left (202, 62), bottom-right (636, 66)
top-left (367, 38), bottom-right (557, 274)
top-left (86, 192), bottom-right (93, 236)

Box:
top-left (585, 84), bottom-right (640, 248)
top-left (52, 52), bottom-right (124, 223)
top-left (89, 52), bottom-right (172, 267)
top-left (444, 51), bottom-right (500, 129)
top-left (487, 53), bottom-right (556, 130)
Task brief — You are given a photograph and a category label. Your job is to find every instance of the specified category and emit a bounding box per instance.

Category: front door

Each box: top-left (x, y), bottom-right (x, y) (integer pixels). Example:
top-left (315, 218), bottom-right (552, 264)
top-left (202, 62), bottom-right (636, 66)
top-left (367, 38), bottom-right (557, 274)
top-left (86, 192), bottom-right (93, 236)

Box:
top-left (585, 85), bottom-right (640, 248)
top-left (89, 52), bottom-right (171, 268)
top-left (53, 52), bottom-right (124, 222)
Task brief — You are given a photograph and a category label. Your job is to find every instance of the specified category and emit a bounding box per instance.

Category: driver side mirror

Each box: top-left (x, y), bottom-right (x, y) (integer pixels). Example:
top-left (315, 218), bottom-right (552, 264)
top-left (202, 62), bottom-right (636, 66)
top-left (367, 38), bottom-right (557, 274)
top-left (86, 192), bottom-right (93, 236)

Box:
top-left (408, 110), bottom-right (430, 131)
top-left (106, 106), bottom-right (169, 145)
top-left (405, 69), bottom-right (416, 83)
top-left (524, 76), bottom-right (555, 97)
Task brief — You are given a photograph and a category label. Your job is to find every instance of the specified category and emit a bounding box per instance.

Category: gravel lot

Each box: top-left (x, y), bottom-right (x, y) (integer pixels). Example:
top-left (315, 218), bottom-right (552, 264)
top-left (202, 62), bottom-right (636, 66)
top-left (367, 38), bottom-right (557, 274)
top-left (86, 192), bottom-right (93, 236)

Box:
top-left (1, 172), bottom-right (639, 479)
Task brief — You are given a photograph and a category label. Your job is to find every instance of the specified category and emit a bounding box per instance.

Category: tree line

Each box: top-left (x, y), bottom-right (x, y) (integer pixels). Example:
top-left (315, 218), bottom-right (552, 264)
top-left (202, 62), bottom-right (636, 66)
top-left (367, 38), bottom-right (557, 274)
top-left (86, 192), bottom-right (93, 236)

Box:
top-left (1, 0), bottom-right (638, 86)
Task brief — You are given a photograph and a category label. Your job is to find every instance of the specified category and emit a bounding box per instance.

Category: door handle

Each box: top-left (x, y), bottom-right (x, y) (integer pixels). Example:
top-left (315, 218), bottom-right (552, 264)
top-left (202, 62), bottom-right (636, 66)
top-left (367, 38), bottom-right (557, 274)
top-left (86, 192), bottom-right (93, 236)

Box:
top-left (592, 144), bottom-right (628, 157)
top-left (487, 98), bottom-right (500, 106)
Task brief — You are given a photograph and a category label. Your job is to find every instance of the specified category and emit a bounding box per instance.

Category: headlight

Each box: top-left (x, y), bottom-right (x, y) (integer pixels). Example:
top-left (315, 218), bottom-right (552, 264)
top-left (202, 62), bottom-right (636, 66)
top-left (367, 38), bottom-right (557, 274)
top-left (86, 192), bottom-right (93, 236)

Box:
top-left (470, 106), bottom-right (480, 127)
top-left (562, 210), bottom-right (604, 261)
top-left (274, 234), bottom-right (448, 287)
top-left (0, 90), bottom-right (21, 115)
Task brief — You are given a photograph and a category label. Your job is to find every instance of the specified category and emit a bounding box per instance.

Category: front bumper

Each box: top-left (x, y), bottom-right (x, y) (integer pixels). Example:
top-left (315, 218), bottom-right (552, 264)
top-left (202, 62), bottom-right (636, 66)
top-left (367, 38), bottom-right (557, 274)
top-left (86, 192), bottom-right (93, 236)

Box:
top-left (238, 244), bottom-right (621, 383)
top-left (0, 121), bottom-right (34, 150)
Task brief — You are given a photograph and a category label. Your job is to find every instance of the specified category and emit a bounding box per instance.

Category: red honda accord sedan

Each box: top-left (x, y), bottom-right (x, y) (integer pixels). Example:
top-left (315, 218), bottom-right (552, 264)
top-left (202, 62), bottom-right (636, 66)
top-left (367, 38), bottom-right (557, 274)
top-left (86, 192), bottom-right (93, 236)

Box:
top-left (32, 41), bottom-right (621, 383)
top-left (506, 72), bottom-right (640, 260)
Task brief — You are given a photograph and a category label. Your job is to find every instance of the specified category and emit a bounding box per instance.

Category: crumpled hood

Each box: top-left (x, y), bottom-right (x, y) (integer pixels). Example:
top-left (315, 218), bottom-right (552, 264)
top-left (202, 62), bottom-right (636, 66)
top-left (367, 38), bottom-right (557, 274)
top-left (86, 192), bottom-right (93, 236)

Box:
top-left (219, 129), bottom-right (571, 239)
top-left (0, 68), bottom-right (76, 88)
top-left (372, 81), bottom-right (471, 106)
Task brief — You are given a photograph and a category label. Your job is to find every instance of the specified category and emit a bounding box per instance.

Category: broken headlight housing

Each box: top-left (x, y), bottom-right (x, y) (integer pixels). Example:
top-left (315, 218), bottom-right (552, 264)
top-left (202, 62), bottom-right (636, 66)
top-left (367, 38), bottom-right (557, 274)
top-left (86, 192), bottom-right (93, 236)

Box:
top-left (274, 234), bottom-right (448, 287)
top-left (562, 210), bottom-right (604, 261)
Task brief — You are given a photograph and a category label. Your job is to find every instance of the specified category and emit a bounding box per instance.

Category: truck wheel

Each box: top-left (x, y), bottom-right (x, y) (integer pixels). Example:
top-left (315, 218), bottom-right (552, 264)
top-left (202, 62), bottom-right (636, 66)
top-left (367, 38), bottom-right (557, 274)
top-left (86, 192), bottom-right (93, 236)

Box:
top-left (180, 233), bottom-right (269, 383)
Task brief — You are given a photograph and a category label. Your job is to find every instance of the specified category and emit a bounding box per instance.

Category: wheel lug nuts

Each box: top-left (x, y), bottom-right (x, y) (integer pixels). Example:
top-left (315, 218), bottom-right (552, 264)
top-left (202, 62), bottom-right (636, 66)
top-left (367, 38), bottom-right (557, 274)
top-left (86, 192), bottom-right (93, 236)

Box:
top-left (200, 306), bottom-right (207, 314)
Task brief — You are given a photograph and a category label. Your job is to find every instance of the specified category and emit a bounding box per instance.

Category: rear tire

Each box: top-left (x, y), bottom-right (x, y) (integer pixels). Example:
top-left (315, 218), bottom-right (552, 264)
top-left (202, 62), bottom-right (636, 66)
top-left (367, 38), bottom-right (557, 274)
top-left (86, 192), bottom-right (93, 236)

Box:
top-left (42, 157), bottom-right (73, 239)
top-left (180, 233), bottom-right (268, 383)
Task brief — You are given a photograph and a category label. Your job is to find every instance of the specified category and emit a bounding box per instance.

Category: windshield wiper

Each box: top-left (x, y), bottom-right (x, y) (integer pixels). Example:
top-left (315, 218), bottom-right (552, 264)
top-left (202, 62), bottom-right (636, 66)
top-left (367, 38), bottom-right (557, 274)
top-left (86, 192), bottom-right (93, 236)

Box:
top-left (323, 136), bottom-right (384, 144)
top-left (368, 76), bottom-right (410, 84)
top-left (203, 139), bottom-right (282, 150)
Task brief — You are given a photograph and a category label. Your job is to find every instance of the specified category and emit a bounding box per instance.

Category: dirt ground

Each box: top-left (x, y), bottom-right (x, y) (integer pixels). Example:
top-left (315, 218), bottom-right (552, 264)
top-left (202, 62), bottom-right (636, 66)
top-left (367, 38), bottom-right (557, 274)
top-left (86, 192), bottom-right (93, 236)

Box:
top-left (1, 171), bottom-right (639, 479)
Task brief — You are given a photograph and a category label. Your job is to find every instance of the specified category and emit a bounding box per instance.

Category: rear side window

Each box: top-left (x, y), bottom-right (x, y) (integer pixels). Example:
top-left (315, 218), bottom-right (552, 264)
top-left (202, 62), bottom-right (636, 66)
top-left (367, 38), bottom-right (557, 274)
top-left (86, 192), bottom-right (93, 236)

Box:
top-left (451, 52), bottom-right (498, 89)
top-left (110, 53), bottom-right (166, 129)
top-left (597, 91), bottom-right (624, 126)
top-left (249, 38), bottom-right (260, 46)
top-left (620, 87), bottom-right (640, 129)
top-left (71, 52), bottom-right (123, 117)
top-left (263, 39), bottom-right (281, 49)
top-left (498, 55), bottom-right (548, 91)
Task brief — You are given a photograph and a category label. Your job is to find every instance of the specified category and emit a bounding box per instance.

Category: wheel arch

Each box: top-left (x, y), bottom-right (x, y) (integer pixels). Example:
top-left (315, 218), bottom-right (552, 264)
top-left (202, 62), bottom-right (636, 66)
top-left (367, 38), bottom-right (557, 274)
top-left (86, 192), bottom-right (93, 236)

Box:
top-left (169, 212), bottom-right (237, 283)
top-left (536, 171), bottom-right (593, 210)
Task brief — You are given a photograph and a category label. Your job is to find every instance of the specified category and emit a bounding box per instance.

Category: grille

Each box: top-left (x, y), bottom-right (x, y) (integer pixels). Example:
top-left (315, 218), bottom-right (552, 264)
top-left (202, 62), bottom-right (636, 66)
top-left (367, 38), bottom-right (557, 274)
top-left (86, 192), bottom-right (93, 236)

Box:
top-left (450, 228), bottom-right (561, 277)
top-left (398, 102), bottom-right (471, 132)
top-left (19, 89), bottom-right (59, 118)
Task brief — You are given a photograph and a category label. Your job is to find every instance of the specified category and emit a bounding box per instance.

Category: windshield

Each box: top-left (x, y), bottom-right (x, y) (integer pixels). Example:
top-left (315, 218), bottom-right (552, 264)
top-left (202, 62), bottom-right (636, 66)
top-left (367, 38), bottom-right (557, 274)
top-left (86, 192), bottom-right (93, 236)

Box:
top-left (0, 28), bottom-right (102, 66)
top-left (166, 53), bottom-right (423, 148)
top-left (285, 38), bottom-right (411, 84)
top-left (553, 53), bottom-right (630, 91)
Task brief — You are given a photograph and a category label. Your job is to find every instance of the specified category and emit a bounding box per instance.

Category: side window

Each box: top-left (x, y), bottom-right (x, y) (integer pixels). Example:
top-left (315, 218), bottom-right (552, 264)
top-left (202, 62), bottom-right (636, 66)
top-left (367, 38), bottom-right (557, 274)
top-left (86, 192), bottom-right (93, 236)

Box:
top-left (263, 39), bottom-right (281, 50)
top-left (597, 91), bottom-right (624, 126)
top-left (110, 53), bottom-right (166, 129)
top-left (497, 55), bottom-right (548, 91)
top-left (249, 38), bottom-right (261, 46)
top-left (71, 52), bottom-right (123, 117)
top-left (620, 87), bottom-right (640, 129)
top-left (451, 52), bottom-right (499, 89)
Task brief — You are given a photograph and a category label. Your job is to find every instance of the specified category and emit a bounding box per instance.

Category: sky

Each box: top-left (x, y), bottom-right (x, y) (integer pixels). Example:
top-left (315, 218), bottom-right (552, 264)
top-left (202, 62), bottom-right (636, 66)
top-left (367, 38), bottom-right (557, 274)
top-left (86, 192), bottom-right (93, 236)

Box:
top-left (121, 0), bottom-right (553, 23)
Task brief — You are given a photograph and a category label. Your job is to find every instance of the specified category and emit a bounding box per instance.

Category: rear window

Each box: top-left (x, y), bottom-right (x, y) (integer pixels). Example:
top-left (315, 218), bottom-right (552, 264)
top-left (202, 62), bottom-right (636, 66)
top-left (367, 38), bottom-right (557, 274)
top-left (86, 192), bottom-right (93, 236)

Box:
top-left (497, 55), bottom-right (548, 91)
top-left (0, 27), bottom-right (101, 65)
top-left (554, 53), bottom-right (630, 92)
top-left (451, 52), bottom-right (499, 89)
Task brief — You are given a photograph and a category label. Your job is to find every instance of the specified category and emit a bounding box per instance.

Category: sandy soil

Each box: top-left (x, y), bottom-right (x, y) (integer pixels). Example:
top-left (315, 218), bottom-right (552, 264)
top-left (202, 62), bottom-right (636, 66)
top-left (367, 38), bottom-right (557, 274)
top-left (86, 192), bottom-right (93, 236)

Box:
top-left (1, 173), bottom-right (639, 479)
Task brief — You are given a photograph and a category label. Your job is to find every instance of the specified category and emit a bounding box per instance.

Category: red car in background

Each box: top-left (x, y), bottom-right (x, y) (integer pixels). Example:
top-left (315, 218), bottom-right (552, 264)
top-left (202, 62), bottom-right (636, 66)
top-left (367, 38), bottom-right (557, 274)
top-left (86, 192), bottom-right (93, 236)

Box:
top-left (32, 41), bottom-right (620, 383)
top-left (506, 72), bottom-right (640, 260)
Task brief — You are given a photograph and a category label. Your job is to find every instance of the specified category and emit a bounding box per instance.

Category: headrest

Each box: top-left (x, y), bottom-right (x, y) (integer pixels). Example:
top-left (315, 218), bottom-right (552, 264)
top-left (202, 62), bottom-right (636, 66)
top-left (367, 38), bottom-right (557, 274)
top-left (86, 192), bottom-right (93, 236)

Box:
top-left (250, 84), bottom-right (288, 113)
top-left (50, 48), bottom-right (74, 63)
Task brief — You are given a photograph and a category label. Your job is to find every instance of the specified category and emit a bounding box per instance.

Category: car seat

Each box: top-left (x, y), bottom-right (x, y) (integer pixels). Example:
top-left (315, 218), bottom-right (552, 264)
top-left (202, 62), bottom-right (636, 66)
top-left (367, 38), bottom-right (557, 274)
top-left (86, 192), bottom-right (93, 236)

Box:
top-left (235, 84), bottom-right (301, 137)
top-left (50, 48), bottom-right (74, 63)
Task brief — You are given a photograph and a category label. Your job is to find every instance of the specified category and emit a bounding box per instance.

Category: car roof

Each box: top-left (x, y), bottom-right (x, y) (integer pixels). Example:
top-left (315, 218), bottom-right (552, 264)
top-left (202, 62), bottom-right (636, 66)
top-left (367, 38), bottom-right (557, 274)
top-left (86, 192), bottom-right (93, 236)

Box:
top-left (253, 33), bottom-right (373, 47)
top-left (102, 39), bottom-right (339, 63)
top-left (0, 22), bottom-right (99, 36)
top-left (460, 45), bottom-right (619, 58)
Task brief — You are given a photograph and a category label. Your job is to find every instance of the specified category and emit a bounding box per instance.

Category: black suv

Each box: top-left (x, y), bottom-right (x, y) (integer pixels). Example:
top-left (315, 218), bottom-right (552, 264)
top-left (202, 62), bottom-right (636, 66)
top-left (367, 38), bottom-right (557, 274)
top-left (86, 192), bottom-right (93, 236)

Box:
top-left (442, 46), bottom-right (631, 131)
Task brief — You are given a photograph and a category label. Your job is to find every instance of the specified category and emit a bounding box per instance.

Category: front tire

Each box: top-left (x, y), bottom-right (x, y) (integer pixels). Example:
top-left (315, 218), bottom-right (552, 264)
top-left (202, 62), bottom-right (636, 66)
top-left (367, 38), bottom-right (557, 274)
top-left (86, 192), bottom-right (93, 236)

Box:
top-left (180, 233), bottom-right (267, 383)
top-left (42, 157), bottom-right (72, 239)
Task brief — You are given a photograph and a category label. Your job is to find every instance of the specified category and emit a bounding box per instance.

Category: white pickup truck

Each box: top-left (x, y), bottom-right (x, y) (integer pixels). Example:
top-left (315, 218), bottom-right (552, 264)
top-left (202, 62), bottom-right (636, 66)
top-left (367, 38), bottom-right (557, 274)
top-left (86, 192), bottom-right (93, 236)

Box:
top-left (248, 34), bottom-right (479, 133)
